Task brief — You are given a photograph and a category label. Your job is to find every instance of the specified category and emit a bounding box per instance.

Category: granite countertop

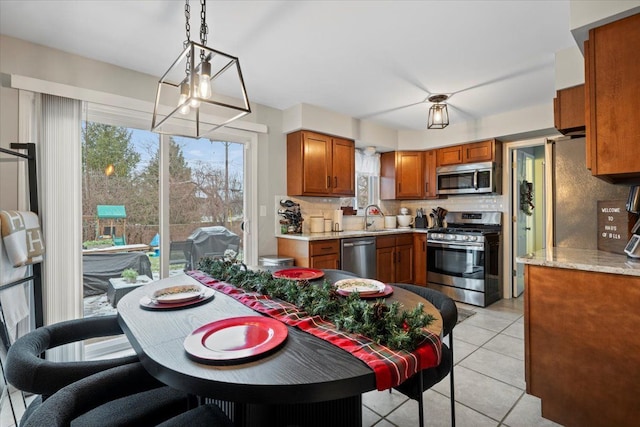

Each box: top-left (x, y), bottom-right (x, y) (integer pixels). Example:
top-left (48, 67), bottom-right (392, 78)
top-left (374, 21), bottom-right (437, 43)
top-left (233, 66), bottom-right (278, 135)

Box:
top-left (517, 247), bottom-right (640, 277)
top-left (277, 228), bottom-right (429, 241)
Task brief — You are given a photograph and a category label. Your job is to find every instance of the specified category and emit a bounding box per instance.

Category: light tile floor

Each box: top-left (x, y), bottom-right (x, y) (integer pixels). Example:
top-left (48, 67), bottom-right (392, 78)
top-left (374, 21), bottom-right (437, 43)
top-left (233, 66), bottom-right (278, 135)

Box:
top-left (362, 297), bottom-right (563, 427)
top-left (2, 296), bottom-right (564, 427)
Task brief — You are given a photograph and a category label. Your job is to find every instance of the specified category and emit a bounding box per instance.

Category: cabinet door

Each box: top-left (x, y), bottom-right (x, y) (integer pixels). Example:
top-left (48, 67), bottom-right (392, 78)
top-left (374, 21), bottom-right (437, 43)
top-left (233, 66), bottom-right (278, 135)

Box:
top-left (396, 152), bottom-right (424, 199)
top-left (413, 234), bottom-right (427, 286)
top-left (331, 138), bottom-right (355, 196)
top-left (463, 140), bottom-right (494, 163)
top-left (553, 85), bottom-right (585, 135)
top-left (586, 14), bottom-right (640, 179)
top-left (310, 254), bottom-right (339, 270)
top-left (395, 244), bottom-right (414, 283)
top-left (585, 38), bottom-right (593, 171)
top-left (302, 132), bottom-right (332, 195)
top-left (424, 149), bottom-right (439, 198)
top-left (437, 146), bottom-right (463, 166)
top-left (376, 246), bottom-right (395, 283)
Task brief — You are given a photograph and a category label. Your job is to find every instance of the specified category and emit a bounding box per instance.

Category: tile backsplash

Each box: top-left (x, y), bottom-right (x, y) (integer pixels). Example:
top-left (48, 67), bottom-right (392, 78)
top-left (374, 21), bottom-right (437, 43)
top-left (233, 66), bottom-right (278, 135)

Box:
top-left (275, 194), bottom-right (507, 235)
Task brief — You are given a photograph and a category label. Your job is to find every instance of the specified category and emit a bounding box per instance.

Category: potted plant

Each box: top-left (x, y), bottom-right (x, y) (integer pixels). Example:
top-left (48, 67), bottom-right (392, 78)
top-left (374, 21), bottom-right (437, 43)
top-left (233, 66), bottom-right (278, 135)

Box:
top-left (121, 268), bottom-right (139, 283)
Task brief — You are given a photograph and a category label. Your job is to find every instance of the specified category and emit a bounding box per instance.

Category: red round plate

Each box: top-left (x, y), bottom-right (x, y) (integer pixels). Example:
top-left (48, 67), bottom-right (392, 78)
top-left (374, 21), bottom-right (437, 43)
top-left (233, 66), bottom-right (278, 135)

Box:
top-left (139, 288), bottom-right (215, 310)
top-left (184, 316), bottom-right (288, 364)
top-left (272, 268), bottom-right (324, 281)
top-left (337, 284), bottom-right (394, 299)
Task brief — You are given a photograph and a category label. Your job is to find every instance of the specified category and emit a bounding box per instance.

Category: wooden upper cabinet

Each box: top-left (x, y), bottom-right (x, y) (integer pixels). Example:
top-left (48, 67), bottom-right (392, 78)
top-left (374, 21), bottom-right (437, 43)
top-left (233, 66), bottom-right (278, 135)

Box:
top-left (554, 84), bottom-right (586, 135)
top-left (437, 139), bottom-right (500, 166)
top-left (396, 151), bottom-right (424, 198)
top-left (381, 151), bottom-right (423, 200)
top-left (381, 150), bottom-right (441, 200)
top-left (463, 140), bottom-right (495, 163)
top-left (424, 150), bottom-right (439, 199)
top-left (287, 130), bottom-right (355, 197)
top-left (585, 13), bottom-right (640, 182)
top-left (331, 137), bottom-right (355, 196)
top-left (437, 145), bottom-right (463, 166)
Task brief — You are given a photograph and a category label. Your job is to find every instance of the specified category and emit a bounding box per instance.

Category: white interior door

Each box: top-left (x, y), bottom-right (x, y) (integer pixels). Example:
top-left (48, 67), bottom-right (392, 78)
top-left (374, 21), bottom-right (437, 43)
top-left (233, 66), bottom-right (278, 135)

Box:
top-left (513, 150), bottom-right (535, 297)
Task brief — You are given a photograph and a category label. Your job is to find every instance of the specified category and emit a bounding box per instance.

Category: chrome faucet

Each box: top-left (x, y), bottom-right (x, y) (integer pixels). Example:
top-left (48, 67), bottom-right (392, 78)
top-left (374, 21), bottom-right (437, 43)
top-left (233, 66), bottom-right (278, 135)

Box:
top-left (364, 204), bottom-right (384, 230)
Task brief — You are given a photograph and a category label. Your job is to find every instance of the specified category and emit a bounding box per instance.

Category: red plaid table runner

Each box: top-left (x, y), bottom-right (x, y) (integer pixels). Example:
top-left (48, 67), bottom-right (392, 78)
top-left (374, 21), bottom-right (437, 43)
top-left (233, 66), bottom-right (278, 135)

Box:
top-left (188, 270), bottom-right (442, 391)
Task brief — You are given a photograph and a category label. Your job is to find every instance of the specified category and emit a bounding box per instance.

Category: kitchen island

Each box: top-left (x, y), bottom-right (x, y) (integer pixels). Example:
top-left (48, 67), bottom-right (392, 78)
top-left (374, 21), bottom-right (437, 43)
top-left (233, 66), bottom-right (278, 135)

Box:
top-left (518, 248), bottom-right (640, 427)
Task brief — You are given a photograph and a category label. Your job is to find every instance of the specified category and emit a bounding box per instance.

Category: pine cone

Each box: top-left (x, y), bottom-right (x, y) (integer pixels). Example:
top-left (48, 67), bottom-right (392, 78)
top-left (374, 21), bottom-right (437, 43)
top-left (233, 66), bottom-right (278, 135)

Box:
top-left (372, 301), bottom-right (388, 320)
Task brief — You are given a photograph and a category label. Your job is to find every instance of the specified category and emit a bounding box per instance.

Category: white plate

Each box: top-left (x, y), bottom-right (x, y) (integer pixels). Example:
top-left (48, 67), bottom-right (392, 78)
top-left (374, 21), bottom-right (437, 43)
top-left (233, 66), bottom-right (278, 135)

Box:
top-left (333, 278), bottom-right (386, 295)
top-left (152, 284), bottom-right (203, 304)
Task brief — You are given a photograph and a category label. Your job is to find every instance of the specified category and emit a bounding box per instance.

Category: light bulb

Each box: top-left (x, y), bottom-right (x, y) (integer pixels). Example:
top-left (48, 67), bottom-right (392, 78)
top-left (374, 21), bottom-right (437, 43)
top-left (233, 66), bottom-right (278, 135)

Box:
top-left (179, 82), bottom-right (191, 115)
top-left (434, 107), bottom-right (442, 123)
top-left (199, 61), bottom-right (212, 99)
top-left (190, 75), bottom-right (201, 108)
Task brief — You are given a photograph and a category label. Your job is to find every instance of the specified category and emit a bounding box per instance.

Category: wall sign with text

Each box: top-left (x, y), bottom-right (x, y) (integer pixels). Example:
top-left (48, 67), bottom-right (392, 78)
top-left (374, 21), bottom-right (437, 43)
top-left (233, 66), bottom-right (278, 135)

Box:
top-left (597, 200), bottom-right (634, 254)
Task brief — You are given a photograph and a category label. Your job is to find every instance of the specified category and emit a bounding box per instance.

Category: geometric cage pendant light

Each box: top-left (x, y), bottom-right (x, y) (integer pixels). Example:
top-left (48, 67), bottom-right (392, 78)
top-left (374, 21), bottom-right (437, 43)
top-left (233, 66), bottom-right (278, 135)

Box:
top-left (151, 0), bottom-right (251, 138)
top-left (427, 94), bottom-right (449, 129)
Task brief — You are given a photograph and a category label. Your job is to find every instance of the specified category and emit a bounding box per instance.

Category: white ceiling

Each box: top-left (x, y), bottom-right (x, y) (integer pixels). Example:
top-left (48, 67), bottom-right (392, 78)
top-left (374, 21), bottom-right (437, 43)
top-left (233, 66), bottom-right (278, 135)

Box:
top-left (0, 0), bottom-right (577, 132)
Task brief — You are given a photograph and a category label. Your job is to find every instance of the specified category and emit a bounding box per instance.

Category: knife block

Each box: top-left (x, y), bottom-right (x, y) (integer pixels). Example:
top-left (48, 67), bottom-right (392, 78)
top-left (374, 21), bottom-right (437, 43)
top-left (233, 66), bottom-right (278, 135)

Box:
top-left (415, 216), bottom-right (427, 229)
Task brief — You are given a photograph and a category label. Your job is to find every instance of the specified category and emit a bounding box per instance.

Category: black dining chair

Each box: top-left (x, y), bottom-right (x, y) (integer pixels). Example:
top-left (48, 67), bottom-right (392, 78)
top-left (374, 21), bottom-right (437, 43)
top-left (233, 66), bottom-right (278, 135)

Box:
top-left (18, 361), bottom-right (233, 427)
top-left (391, 283), bottom-right (458, 427)
top-left (5, 315), bottom-right (194, 426)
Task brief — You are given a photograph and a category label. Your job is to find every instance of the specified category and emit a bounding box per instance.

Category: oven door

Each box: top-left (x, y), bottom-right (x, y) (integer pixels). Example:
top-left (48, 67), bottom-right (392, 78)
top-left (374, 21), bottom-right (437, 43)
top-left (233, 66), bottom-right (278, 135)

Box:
top-left (427, 240), bottom-right (485, 291)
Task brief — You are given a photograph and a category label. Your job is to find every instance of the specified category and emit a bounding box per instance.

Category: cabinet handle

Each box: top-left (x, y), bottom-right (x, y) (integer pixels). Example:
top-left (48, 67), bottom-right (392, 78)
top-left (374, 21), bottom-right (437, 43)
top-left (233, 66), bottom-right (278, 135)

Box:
top-left (425, 182), bottom-right (428, 193)
top-left (320, 246), bottom-right (333, 250)
top-left (398, 183), bottom-right (401, 193)
top-left (327, 176), bottom-right (331, 188)
top-left (334, 176), bottom-right (337, 187)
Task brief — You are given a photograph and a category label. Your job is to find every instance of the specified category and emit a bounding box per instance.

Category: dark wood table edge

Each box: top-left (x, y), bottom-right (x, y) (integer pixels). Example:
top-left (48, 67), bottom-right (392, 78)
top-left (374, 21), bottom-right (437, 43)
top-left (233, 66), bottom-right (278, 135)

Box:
top-left (117, 270), bottom-right (442, 405)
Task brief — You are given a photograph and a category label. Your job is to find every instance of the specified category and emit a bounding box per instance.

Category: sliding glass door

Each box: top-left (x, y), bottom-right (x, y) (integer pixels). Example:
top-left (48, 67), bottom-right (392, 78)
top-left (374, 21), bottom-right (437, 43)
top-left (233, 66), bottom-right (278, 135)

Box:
top-left (81, 106), bottom-right (250, 320)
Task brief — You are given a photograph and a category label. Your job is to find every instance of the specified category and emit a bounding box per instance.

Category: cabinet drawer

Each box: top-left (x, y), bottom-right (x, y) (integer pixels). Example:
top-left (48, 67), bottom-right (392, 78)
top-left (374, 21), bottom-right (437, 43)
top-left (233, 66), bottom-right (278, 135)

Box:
top-left (376, 235), bottom-right (396, 249)
top-left (395, 234), bottom-right (413, 246)
top-left (309, 240), bottom-right (339, 256)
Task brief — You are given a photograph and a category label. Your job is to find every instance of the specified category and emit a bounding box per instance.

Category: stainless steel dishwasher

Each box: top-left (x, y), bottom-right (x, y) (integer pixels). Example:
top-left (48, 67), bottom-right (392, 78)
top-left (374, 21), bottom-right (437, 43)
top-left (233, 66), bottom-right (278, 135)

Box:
top-left (340, 237), bottom-right (376, 279)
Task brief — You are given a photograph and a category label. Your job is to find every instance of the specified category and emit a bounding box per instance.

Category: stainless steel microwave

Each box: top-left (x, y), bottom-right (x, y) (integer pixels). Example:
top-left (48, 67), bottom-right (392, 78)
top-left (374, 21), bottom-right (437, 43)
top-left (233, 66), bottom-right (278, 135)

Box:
top-left (436, 161), bottom-right (500, 195)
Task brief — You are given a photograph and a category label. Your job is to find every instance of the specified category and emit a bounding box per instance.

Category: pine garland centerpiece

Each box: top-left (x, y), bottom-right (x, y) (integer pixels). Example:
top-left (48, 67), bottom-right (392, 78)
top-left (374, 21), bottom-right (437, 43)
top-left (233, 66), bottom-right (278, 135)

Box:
top-left (197, 256), bottom-right (436, 352)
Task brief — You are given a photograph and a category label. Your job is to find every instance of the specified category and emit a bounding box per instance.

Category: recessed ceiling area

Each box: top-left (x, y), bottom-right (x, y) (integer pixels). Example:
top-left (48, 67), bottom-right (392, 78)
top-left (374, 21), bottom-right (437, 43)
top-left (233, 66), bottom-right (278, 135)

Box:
top-left (0, 0), bottom-right (576, 131)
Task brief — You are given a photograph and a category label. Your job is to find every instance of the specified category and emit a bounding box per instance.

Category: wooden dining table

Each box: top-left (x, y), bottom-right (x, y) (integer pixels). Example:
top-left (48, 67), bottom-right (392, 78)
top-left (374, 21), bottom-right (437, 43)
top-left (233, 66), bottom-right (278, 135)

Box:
top-left (117, 269), bottom-right (443, 427)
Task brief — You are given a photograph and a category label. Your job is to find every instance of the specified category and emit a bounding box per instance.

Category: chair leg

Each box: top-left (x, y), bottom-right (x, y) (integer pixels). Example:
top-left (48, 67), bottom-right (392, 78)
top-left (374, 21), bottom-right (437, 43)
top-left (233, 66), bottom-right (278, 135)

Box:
top-left (418, 371), bottom-right (424, 427)
top-left (449, 331), bottom-right (456, 427)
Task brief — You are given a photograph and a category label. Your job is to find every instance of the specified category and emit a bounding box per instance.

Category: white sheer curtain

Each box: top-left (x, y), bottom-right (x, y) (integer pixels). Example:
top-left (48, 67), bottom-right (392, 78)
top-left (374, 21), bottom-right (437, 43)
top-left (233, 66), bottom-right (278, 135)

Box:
top-left (39, 94), bottom-right (84, 360)
top-left (355, 148), bottom-right (380, 177)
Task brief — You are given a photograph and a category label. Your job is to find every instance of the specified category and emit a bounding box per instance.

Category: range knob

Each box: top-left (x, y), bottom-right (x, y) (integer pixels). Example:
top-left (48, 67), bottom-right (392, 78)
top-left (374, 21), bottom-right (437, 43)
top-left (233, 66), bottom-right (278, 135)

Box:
top-left (457, 235), bottom-right (469, 241)
top-left (467, 235), bottom-right (478, 242)
top-left (445, 234), bottom-right (456, 240)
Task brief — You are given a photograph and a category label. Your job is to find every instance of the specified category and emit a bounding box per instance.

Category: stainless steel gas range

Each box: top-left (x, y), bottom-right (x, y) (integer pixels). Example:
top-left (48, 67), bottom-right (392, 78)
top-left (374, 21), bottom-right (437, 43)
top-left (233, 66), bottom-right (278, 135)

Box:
top-left (427, 211), bottom-right (502, 307)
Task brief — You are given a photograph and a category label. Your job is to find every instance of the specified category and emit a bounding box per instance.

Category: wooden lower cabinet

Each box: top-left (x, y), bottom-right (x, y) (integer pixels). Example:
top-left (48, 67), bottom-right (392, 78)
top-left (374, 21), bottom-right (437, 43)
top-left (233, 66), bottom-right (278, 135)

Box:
top-left (278, 234), bottom-right (423, 283)
top-left (376, 235), bottom-right (413, 284)
top-left (277, 238), bottom-right (340, 269)
top-left (524, 264), bottom-right (640, 427)
top-left (413, 234), bottom-right (427, 286)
